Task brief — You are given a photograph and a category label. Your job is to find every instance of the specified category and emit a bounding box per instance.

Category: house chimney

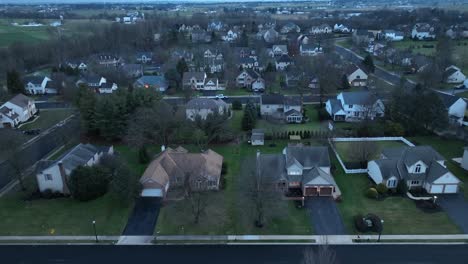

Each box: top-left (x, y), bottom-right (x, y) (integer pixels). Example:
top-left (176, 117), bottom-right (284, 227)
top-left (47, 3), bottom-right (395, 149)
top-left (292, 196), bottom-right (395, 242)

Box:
top-left (58, 161), bottom-right (70, 195)
top-left (161, 145), bottom-right (166, 152)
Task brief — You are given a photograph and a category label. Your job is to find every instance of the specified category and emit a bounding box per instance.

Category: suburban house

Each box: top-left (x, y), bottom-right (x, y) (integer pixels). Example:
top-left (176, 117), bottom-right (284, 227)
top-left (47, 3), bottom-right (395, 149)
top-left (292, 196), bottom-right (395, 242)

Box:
top-left (411, 23), bottom-right (436, 40)
top-left (382, 30), bottom-right (404, 41)
top-left (35, 144), bottom-right (114, 194)
top-left (95, 54), bottom-right (121, 67)
top-left (207, 21), bottom-right (225, 32)
top-left (24, 76), bottom-right (56, 94)
top-left (185, 98), bottom-right (228, 121)
top-left (64, 60), bottom-right (88, 71)
top-left (444, 65), bottom-right (466, 84)
top-left (251, 129), bottom-right (265, 146)
top-left (134, 75), bottom-right (168, 92)
top-left (352, 29), bottom-right (375, 45)
top-left (309, 24), bottom-right (332, 35)
top-left (222, 29), bottom-right (239, 42)
top-left (203, 49), bottom-right (224, 73)
top-left (461, 147), bottom-right (468, 171)
top-left (325, 91), bottom-right (385, 122)
top-left (260, 94), bottom-right (303, 123)
top-left (183, 72), bottom-right (207, 89)
top-left (76, 75), bottom-right (118, 94)
top-left (438, 93), bottom-right (467, 126)
top-left (135, 52), bottom-right (153, 64)
top-left (120, 63), bottom-right (144, 78)
top-left (0, 94), bottom-right (37, 128)
top-left (236, 69), bottom-right (261, 88)
top-left (268, 45), bottom-right (288, 57)
top-left (251, 78), bottom-right (266, 92)
top-left (280, 22), bottom-right (300, 34)
top-left (258, 28), bottom-right (279, 43)
top-left (257, 145), bottom-right (341, 199)
top-left (333, 24), bottom-right (351, 33)
top-left (368, 146), bottom-right (460, 194)
top-left (275, 55), bottom-right (293, 71)
top-left (238, 57), bottom-right (260, 70)
top-left (299, 43), bottom-right (323, 56)
top-left (191, 28), bottom-right (212, 43)
top-left (346, 64), bottom-right (368, 87)
top-left (140, 146), bottom-right (223, 198)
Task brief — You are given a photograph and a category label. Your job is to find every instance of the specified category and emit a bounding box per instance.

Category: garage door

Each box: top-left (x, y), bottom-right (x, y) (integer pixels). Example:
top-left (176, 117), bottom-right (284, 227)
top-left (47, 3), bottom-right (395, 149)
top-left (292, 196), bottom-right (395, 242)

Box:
top-left (319, 187), bottom-right (333, 196)
top-left (444, 185), bottom-right (458, 194)
top-left (141, 188), bottom-right (163, 197)
top-left (430, 185), bottom-right (444, 194)
top-left (304, 187), bottom-right (318, 196)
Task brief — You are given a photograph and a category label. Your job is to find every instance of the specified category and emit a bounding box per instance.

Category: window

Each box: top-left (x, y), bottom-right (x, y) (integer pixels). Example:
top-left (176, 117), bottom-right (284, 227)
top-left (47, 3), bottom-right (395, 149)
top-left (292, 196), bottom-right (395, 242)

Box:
top-left (415, 164), bottom-right (421, 173)
top-left (354, 112), bottom-right (359, 117)
top-left (387, 179), bottom-right (397, 188)
top-left (44, 174), bottom-right (53, 181)
top-left (411, 180), bottom-right (420, 185)
top-left (349, 104), bottom-right (353, 109)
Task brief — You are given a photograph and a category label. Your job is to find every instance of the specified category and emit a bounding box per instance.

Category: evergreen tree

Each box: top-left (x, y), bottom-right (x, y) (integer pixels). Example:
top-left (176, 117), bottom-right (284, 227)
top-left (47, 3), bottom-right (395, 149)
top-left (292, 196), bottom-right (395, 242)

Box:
top-left (176, 58), bottom-right (189, 77)
top-left (6, 70), bottom-right (25, 94)
top-left (341, 74), bottom-right (351, 90)
top-left (362, 54), bottom-right (375, 73)
top-left (76, 85), bottom-right (97, 134)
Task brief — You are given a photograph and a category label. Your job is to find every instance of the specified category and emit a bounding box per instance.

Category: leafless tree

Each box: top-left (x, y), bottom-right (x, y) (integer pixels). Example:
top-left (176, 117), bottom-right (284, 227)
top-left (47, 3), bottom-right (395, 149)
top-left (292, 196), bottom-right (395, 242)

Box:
top-left (301, 244), bottom-right (338, 264)
top-left (347, 141), bottom-right (378, 166)
top-left (184, 164), bottom-right (209, 224)
top-left (0, 129), bottom-right (27, 190)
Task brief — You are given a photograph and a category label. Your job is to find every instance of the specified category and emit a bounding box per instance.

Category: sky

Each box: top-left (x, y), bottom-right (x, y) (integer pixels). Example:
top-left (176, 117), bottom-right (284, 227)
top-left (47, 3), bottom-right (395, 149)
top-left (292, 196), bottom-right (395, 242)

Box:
top-left (3, 0), bottom-right (316, 3)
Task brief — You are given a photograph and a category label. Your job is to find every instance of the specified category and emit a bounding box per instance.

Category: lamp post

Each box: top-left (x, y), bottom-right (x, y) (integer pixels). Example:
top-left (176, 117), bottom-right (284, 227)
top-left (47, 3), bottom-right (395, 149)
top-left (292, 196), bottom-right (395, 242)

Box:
top-left (433, 195), bottom-right (438, 204)
top-left (92, 220), bottom-right (98, 243)
top-left (378, 219), bottom-right (384, 242)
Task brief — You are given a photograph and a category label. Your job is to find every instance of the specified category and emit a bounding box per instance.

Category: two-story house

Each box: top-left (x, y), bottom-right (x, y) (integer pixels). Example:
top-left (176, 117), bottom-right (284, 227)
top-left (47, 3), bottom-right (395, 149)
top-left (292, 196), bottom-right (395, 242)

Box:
top-left (35, 144), bottom-right (114, 194)
top-left (236, 69), bottom-right (261, 88)
top-left (438, 92), bottom-right (467, 126)
top-left (382, 30), bottom-right (404, 41)
top-left (368, 146), bottom-right (460, 194)
top-left (444, 65), bottom-right (466, 84)
top-left (0, 94), bottom-right (37, 128)
top-left (411, 23), bottom-right (436, 40)
top-left (185, 98), bottom-right (228, 121)
top-left (183, 72), bottom-right (208, 90)
top-left (257, 145), bottom-right (341, 200)
top-left (275, 55), bottom-right (293, 71)
top-left (24, 76), bottom-right (56, 94)
top-left (346, 64), bottom-right (368, 87)
top-left (325, 91), bottom-right (385, 122)
top-left (260, 94), bottom-right (303, 123)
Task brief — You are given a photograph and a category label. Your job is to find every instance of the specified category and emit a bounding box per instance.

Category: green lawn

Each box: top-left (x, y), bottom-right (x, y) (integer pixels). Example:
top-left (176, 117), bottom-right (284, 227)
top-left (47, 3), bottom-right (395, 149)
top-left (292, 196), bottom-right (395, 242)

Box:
top-left (334, 140), bottom-right (407, 163)
top-left (0, 193), bottom-right (131, 235)
top-left (457, 90), bottom-right (468, 99)
top-left (335, 38), bottom-right (353, 49)
top-left (333, 156), bottom-right (461, 234)
top-left (229, 110), bottom-right (244, 134)
top-left (155, 141), bottom-right (316, 235)
top-left (20, 109), bottom-right (75, 131)
top-left (222, 89), bottom-right (252, 96)
top-left (393, 40), bottom-right (438, 56)
top-left (0, 22), bottom-right (52, 47)
top-left (408, 136), bottom-right (468, 198)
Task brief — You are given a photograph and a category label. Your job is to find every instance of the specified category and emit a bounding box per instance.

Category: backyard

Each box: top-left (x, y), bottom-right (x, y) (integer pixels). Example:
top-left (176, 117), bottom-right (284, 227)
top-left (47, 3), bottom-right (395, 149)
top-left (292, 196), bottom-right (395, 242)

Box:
top-left (256, 105), bottom-right (324, 133)
top-left (20, 109), bottom-right (75, 131)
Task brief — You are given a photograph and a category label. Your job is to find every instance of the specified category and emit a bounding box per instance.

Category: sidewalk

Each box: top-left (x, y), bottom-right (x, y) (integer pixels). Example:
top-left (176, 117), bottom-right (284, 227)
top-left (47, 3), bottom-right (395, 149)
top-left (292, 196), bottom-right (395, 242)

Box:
top-left (0, 234), bottom-right (466, 245)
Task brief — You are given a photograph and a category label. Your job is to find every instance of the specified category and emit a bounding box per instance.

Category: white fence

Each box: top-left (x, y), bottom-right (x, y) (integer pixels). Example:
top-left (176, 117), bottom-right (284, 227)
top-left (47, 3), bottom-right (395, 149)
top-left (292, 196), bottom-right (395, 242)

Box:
top-left (329, 137), bottom-right (415, 174)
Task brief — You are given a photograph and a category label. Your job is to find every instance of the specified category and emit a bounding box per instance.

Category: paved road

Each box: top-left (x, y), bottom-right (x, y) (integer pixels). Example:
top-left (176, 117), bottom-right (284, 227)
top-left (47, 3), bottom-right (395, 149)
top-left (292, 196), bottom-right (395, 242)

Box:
top-left (1, 244), bottom-right (467, 264)
top-left (305, 198), bottom-right (347, 235)
top-left (0, 117), bottom-right (80, 190)
top-left (438, 194), bottom-right (468, 234)
top-left (122, 197), bottom-right (161, 236)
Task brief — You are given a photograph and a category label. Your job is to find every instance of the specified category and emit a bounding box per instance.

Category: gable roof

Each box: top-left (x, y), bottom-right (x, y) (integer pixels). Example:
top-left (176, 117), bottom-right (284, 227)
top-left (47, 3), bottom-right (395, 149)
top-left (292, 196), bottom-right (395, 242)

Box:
top-left (285, 146), bottom-right (330, 168)
top-left (186, 98), bottom-right (227, 111)
top-left (437, 92), bottom-right (463, 108)
top-left (276, 54), bottom-right (292, 63)
top-left (328, 98), bottom-right (344, 114)
top-left (24, 76), bottom-right (45, 85)
top-left (136, 75), bottom-right (167, 86)
top-left (340, 91), bottom-right (378, 105)
top-left (8, 94), bottom-right (33, 108)
top-left (261, 94), bottom-right (284, 105)
top-left (345, 64), bottom-right (364, 75)
top-left (183, 72), bottom-right (206, 83)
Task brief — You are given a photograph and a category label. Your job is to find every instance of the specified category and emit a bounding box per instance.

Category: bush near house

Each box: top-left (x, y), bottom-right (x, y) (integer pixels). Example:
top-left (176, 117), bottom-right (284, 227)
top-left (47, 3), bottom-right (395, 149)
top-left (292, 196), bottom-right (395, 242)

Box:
top-left (366, 188), bottom-right (379, 199)
top-left (376, 183), bottom-right (388, 195)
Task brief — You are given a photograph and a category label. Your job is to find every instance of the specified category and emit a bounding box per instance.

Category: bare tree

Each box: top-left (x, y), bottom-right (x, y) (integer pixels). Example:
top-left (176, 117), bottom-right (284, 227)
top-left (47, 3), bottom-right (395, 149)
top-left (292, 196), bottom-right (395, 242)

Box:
top-left (184, 165), bottom-right (209, 224)
top-left (347, 141), bottom-right (378, 167)
top-left (301, 244), bottom-right (338, 264)
top-left (0, 129), bottom-right (27, 190)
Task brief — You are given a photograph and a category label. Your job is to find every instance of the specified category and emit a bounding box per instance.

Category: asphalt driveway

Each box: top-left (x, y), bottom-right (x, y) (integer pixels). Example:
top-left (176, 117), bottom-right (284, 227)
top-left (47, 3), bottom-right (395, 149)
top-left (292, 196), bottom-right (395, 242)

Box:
top-left (438, 194), bottom-right (468, 234)
top-left (122, 197), bottom-right (161, 235)
top-left (305, 197), bottom-right (347, 235)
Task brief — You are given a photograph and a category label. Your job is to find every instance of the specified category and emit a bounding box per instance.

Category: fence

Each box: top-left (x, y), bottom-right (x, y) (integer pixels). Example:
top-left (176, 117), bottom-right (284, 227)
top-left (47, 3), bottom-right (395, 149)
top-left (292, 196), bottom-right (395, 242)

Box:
top-left (329, 137), bottom-right (415, 174)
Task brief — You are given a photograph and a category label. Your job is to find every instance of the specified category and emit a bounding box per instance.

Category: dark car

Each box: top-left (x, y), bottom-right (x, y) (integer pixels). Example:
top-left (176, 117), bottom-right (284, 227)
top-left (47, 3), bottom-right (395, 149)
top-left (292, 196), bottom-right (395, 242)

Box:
top-left (23, 129), bottom-right (41, 135)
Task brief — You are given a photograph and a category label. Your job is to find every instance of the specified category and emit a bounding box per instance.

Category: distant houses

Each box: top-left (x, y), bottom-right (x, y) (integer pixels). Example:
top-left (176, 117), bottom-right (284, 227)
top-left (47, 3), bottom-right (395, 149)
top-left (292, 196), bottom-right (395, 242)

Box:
top-left (411, 23), bottom-right (436, 40)
top-left (325, 91), bottom-right (385, 122)
top-left (24, 76), bottom-right (57, 94)
top-left (260, 94), bottom-right (303, 123)
top-left (134, 75), bottom-right (168, 92)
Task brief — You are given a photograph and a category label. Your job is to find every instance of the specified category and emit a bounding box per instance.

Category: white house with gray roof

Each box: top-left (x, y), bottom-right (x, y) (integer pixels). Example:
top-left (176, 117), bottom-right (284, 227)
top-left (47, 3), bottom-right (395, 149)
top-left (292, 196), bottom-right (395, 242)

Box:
top-left (35, 143), bottom-right (114, 194)
top-left (185, 98), bottom-right (228, 121)
top-left (325, 91), bottom-right (384, 122)
top-left (0, 94), bottom-right (37, 128)
top-left (24, 76), bottom-right (56, 94)
top-left (437, 92), bottom-right (467, 126)
top-left (368, 146), bottom-right (460, 194)
top-left (257, 145), bottom-right (341, 199)
top-left (260, 94), bottom-right (303, 123)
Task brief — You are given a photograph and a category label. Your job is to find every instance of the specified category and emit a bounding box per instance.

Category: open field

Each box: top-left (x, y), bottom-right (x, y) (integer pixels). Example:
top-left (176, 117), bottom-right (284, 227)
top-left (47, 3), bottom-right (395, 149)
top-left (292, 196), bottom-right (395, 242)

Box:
top-left (20, 109), bottom-right (75, 131)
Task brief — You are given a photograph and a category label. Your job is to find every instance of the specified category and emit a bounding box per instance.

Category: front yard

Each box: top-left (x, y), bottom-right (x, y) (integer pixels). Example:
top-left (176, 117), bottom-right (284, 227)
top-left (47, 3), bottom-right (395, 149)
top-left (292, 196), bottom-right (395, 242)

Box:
top-left (0, 192), bottom-right (131, 235)
top-left (333, 156), bottom-right (461, 234)
top-left (20, 109), bottom-right (75, 131)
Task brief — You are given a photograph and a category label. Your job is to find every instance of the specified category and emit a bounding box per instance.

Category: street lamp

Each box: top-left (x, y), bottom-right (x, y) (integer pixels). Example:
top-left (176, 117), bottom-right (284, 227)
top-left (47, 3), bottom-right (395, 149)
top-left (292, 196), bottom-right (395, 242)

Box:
top-left (433, 196), bottom-right (438, 204)
top-left (378, 219), bottom-right (384, 242)
top-left (92, 220), bottom-right (98, 243)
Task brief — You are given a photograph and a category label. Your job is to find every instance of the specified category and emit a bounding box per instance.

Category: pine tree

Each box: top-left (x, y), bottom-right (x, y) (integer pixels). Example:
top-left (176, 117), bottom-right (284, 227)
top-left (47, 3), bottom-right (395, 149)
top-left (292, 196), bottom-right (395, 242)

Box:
top-left (362, 54), bottom-right (375, 73)
top-left (7, 70), bottom-right (25, 94)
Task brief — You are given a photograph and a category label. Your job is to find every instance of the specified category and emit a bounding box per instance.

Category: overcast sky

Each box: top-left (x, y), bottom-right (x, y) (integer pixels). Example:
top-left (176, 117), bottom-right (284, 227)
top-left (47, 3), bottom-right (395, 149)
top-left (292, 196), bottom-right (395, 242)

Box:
top-left (4, 0), bottom-right (309, 3)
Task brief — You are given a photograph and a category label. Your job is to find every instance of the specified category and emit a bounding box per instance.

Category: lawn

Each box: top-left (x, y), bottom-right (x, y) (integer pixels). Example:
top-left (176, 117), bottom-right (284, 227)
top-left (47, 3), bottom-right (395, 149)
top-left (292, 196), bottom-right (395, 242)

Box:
top-left (155, 141), bottom-right (318, 235)
top-left (333, 140), bottom-right (407, 164)
top-left (256, 105), bottom-right (324, 134)
top-left (20, 109), bottom-right (75, 131)
top-left (409, 136), bottom-right (468, 198)
top-left (333, 156), bottom-right (461, 235)
top-left (0, 22), bottom-right (52, 47)
top-left (457, 90), bottom-right (468, 99)
top-left (0, 193), bottom-right (131, 235)
top-left (393, 39), bottom-right (438, 56)
top-left (222, 89), bottom-right (252, 96)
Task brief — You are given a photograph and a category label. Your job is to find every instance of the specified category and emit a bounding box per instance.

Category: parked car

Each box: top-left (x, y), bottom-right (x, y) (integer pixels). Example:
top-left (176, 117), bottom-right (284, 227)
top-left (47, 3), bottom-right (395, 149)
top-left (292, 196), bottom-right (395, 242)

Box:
top-left (215, 94), bottom-right (229, 100)
top-left (23, 129), bottom-right (41, 135)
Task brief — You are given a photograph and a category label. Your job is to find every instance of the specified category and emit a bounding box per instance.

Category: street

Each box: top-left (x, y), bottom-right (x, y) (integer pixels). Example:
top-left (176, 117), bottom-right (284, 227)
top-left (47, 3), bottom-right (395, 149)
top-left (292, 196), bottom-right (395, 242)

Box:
top-left (0, 244), bottom-right (467, 264)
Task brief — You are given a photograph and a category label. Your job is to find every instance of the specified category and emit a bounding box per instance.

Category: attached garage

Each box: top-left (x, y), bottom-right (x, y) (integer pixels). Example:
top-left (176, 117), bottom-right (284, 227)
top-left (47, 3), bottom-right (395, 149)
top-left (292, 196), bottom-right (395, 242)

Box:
top-left (304, 187), bottom-right (318, 196)
top-left (429, 184), bottom-right (458, 194)
top-left (426, 171), bottom-right (461, 194)
top-left (303, 186), bottom-right (334, 197)
top-left (319, 187), bottom-right (333, 196)
top-left (429, 184), bottom-right (444, 194)
top-left (444, 185), bottom-right (458, 193)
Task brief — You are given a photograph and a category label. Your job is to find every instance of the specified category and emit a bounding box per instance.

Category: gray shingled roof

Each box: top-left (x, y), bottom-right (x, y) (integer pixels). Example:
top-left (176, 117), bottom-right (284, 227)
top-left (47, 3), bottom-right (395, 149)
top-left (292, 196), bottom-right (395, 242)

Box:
top-left (328, 98), bottom-right (344, 114)
top-left (437, 92), bottom-right (462, 108)
top-left (284, 96), bottom-right (301, 106)
top-left (9, 94), bottom-right (32, 108)
top-left (24, 76), bottom-right (44, 85)
top-left (186, 98), bottom-right (227, 111)
top-left (373, 159), bottom-right (399, 180)
top-left (261, 94), bottom-right (284, 105)
top-left (341, 91), bottom-right (377, 105)
top-left (285, 146), bottom-right (330, 168)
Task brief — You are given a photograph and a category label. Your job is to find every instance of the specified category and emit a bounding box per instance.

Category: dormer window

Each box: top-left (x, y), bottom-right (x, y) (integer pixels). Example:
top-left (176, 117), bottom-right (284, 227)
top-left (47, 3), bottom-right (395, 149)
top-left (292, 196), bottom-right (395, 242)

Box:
top-left (415, 164), bottom-right (421, 173)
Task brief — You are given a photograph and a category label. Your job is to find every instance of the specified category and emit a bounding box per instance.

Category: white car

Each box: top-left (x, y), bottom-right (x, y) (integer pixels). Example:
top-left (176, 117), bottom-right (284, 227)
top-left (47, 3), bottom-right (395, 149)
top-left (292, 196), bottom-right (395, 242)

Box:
top-left (215, 94), bottom-right (228, 99)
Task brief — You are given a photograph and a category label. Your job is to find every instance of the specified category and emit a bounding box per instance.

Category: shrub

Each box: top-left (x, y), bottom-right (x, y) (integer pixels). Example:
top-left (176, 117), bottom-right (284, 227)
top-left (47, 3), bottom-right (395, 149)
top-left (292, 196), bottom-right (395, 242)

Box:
top-left (365, 188), bottom-right (379, 199)
top-left (354, 214), bottom-right (369, 232)
top-left (138, 146), bottom-right (150, 164)
top-left (41, 189), bottom-right (54, 199)
top-left (367, 213), bottom-right (383, 233)
top-left (376, 183), bottom-right (388, 194)
top-left (68, 166), bottom-right (111, 201)
top-left (397, 181), bottom-right (408, 195)
top-left (232, 100), bottom-right (242, 110)
top-left (221, 162), bottom-right (228, 175)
